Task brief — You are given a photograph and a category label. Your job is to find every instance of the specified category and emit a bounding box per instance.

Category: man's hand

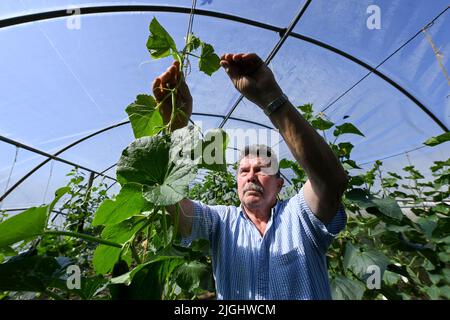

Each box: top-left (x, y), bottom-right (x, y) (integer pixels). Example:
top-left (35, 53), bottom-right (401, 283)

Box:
top-left (220, 53), bottom-right (283, 108)
top-left (152, 60), bottom-right (192, 131)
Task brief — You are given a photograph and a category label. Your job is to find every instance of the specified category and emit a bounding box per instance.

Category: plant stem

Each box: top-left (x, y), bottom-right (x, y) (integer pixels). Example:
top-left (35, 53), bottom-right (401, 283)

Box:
top-left (169, 90), bottom-right (177, 132)
top-left (161, 207), bottom-right (168, 246)
top-left (131, 243), bottom-right (142, 265)
top-left (173, 203), bottom-right (180, 239)
top-left (186, 52), bottom-right (201, 59)
top-left (43, 230), bottom-right (122, 248)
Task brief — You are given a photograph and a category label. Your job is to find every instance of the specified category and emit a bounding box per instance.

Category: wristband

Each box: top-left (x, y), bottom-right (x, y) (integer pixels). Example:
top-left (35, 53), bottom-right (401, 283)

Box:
top-left (263, 93), bottom-right (288, 116)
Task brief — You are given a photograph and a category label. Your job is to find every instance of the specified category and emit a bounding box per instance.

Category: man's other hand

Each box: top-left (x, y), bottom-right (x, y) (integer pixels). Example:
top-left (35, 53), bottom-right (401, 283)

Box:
top-left (220, 53), bottom-right (283, 109)
top-left (152, 60), bottom-right (193, 131)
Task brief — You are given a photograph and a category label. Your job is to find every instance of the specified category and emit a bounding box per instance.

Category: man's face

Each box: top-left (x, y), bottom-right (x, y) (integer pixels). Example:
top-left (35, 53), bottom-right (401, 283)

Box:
top-left (237, 156), bottom-right (283, 211)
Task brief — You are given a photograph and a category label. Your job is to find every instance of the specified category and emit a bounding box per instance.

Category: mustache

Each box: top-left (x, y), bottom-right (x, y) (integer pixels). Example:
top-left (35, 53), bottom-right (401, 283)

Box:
top-left (243, 183), bottom-right (264, 194)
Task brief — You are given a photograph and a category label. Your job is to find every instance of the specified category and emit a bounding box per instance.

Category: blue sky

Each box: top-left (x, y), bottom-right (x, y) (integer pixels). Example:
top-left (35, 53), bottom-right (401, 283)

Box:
top-left (0, 0), bottom-right (449, 208)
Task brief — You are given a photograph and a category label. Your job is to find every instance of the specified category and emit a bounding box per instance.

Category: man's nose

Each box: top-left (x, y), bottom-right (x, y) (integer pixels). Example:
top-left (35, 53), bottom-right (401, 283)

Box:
top-left (246, 169), bottom-right (257, 182)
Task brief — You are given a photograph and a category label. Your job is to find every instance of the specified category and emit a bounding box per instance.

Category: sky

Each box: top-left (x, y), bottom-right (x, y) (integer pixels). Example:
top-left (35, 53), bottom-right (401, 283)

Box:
top-left (0, 0), bottom-right (449, 208)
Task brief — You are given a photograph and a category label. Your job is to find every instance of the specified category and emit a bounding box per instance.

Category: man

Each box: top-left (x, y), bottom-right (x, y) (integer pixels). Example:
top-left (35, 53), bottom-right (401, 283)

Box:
top-left (152, 53), bottom-right (348, 300)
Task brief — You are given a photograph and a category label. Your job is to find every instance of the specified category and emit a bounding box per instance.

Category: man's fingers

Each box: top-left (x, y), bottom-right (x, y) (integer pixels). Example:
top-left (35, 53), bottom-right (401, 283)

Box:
top-left (222, 53), bottom-right (234, 61)
top-left (152, 77), bottom-right (161, 90)
top-left (153, 60), bottom-right (186, 101)
top-left (242, 53), bottom-right (260, 61)
top-left (220, 60), bottom-right (230, 71)
top-left (232, 53), bottom-right (244, 62)
top-left (152, 78), bottom-right (165, 100)
top-left (168, 65), bottom-right (178, 86)
top-left (160, 73), bottom-right (170, 86)
top-left (240, 53), bottom-right (264, 74)
top-left (220, 52), bottom-right (264, 77)
top-left (171, 64), bottom-right (179, 83)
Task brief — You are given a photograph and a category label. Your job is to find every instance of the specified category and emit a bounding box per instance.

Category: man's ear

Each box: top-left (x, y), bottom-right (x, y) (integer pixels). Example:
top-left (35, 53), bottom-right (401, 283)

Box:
top-left (277, 178), bottom-right (284, 192)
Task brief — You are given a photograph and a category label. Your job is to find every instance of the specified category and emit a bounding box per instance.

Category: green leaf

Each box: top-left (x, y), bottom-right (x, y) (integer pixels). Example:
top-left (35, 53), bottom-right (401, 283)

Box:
top-left (49, 187), bottom-right (70, 212)
top-left (348, 175), bottom-right (365, 187)
top-left (434, 203), bottom-right (450, 214)
top-left (403, 165), bottom-right (425, 180)
top-left (439, 285), bottom-right (450, 299)
top-left (387, 172), bottom-right (402, 179)
top-left (0, 246), bottom-right (17, 256)
top-left (125, 262), bottom-right (165, 299)
top-left (346, 189), bottom-right (403, 221)
top-left (382, 177), bottom-right (398, 188)
top-left (426, 286), bottom-right (442, 299)
top-left (101, 217), bottom-right (147, 243)
top-left (343, 159), bottom-right (361, 170)
top-left (117, 135), bottom-right (170, 186)
top-left (372, 198), bottom-right (403, 221)
top-left (311, 117), bottom-right (334, 130)
top-left (337, 142), bottom-right (354, 159)
top-left (111, 254), bottom-right (184, 286)
top-left (0, 254), bottom-right (72, 292)
top-left (199, 43), bottom-right (220, 76)
top-left (416, 217), bottom-right (437, 239)
top-left (298, 103), bottom-right (313, 114)
top-left (146, 17), bottom-right (179, 60)
top-left (435, 173), bottom-right (450, 186)
top-left (126, 94), bottom-right (163, 138)
top-left (93, 245), bottom-right (129, 275)
top-left (70, 276), bottom-right (108, 300)
top-left (185, 33), bottom-right (201, 52)
top-left (330, 275), bottom-right (365, 300)
top-left (0, 206), bottom-right (48, 248)
top-left (175, 261), bottom-right (210, 292)
top-left (424, 132), bottom-right (450, 147)
top-left (93, 218), bottom-right (147, 274)
top-left (279, 158), bottom-right (292, 169)
top-left (345, 188), bottom-right (374, 209)
top-left (117, 130), bottom-right (197, 206)
top-left (199, 129), bottom-right (229, 172)
top-left (93, 183), bottom-right (151, 226)
top-left (279, 159), bottom-right (306, 180)
top-left (123, 257), bottom-right (184, 300)
top-left (344, 242), bottom-right (390, 281)
top-left (333, 123), bottom-right (365, 137)
top-left (382, 270), bottom-right (401, 286)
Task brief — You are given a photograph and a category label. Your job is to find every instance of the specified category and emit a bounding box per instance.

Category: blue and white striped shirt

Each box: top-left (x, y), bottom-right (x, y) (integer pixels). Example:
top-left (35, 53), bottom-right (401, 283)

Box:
top-left (182, 186), bottom-right (347, 300)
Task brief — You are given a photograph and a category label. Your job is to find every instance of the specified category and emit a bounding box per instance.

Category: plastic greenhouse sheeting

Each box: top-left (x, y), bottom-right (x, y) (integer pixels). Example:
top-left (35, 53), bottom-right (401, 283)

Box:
top-left (0, 0), bottom-right (449, 209)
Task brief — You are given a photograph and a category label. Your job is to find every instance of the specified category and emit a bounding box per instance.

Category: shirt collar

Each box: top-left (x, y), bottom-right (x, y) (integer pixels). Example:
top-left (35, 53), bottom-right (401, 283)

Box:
top-left (238, 200), bottom-right (280, 222)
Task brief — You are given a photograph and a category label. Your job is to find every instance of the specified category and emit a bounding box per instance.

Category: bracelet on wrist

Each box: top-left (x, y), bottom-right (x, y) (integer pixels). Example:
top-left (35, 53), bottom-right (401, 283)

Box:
top-left (262, 93), bottom-right (288, 116)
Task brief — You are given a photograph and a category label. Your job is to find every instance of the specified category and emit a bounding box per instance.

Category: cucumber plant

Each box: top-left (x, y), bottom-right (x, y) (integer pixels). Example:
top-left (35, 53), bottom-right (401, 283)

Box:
top-left (0, 18), bottom-right (226, 300)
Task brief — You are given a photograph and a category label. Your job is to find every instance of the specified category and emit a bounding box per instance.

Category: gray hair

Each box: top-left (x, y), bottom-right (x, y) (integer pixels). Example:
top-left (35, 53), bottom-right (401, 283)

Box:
top-left (237, 144), bottom-right (280, 177)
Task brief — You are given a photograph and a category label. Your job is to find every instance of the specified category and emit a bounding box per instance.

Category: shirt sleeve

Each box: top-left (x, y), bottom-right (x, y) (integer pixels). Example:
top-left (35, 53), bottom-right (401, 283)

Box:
top-left (180, 201), bottom-right (223, 247)
top-left (294, 186), bottom-right (347, 254)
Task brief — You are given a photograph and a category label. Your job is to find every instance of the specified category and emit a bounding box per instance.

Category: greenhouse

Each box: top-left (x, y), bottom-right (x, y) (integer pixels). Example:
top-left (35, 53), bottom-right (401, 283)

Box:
top-left (0, 0), bottom-right (449, 301)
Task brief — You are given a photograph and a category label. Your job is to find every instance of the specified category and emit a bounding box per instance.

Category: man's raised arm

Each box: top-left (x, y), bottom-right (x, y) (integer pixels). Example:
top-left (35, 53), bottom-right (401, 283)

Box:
top-left (220, 53), bottom-right (348, 224)
top-left (152, 61), bottom-right (195, 237)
